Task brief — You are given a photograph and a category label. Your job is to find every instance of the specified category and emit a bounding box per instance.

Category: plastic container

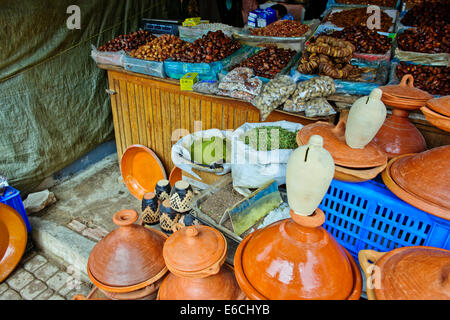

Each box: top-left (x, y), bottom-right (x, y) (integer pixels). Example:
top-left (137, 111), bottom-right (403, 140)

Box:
top-left (232, 20), bottom-right (320, 52)
top-left (319, 179), bottom-right (450, 262)
top-left (312, 24), bottom-right (394, 62)
top-left (0, 186), bottom-right (31, 233)
top-left (90, 45), bottom-right (124, 67)
top-left (164, 45), bottom-right (254, 81)
top-left (123, 54), bottom-right (165, 78)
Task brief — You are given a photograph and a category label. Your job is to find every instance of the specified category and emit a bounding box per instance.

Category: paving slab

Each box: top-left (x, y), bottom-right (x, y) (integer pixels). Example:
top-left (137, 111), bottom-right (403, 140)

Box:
top-left (35, 288), bottom-right (55, 300)
top-left (34, 263), bottom-right (60, 282)
top-left (0, 283), bottom-right (8, 295)
top-left (23, 254), bottom-right (47, 273)
top-left (20, 279), bottom-right (47, 300)
top-left (47, 271), bottom-right (71, 292)
top-left (0, 289), bottom-right (22, 300)
top-left (6, 269), bottom-right (35, 291)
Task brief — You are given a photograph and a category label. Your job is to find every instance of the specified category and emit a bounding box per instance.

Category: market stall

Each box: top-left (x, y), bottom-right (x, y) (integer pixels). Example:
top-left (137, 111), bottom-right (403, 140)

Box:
top-left (76, 0), bottom-right (450, 301)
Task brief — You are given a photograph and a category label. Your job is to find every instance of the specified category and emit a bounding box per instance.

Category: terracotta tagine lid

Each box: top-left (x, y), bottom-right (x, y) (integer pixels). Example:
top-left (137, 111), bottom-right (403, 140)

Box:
top-left (420, 106), bottom-right (450, 132)
top-left (379, 75), bottom-right (433, 105)
top-left (87, 209), bottom-right (168, 293)
top-left (234, 209), bottom-right (362, 300)
top-left (382, 145), bottom-right (450, 220)
top-left (359, 246), bottom-right (450, 300)
top-left (163, 225), bottom-right (227, 277)
top-left (297, 114), bottom-right (387, 168)
top-left (426, 96), bottom-right (450, 117)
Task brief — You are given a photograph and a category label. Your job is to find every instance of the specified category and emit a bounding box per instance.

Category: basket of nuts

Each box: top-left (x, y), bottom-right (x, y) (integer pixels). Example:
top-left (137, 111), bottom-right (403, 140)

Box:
top-left (164, 31), bottom-right (252, 81)
top-left (124, 34), bottom-right (188, 78)
top-left (324, 0), bottom-right (401, 11)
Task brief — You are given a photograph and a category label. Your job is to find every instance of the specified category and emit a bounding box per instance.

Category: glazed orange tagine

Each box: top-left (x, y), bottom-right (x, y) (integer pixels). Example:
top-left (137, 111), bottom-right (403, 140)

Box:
top-left (158, 225), bottom-right (246, 300)
top-left (87, 209), bottom-right (168, 300)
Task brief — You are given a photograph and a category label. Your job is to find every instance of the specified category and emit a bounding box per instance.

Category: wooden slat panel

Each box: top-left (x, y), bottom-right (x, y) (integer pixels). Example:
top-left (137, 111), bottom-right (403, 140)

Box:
top-left (108, 77), bottom-right (123, 159)
top-left (143, 85), bottom-right (156, 151)
top-left (153, 87), bottom-right (164, 166)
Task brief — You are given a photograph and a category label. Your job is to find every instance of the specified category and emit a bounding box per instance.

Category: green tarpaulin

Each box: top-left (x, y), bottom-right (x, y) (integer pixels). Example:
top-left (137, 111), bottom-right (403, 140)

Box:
top-left (0, 0), bottom-right (168, 194)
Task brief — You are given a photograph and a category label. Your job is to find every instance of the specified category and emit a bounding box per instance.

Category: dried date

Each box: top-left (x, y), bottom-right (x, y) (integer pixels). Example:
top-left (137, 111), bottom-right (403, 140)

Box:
top-left (397, 26), bottom-right (450, 54)
top-left (129, 35), bottom-right (187, 61)
top-left (329, 25), bottom-right (392, 55)
top-left (232, 46), bottom-right (297, 79)
top-left (401, 2), bottom-right (450, 28)
top-left (326, 7), bottom-right (394, 32)
top-left (335, 0), bottom-right (397, 6)
top-left (396, 62), bottom-right (450, 96)
top-left (97, 30), bottom-right (155, 52)
top-left (171, 30), bottom-right (241, 63)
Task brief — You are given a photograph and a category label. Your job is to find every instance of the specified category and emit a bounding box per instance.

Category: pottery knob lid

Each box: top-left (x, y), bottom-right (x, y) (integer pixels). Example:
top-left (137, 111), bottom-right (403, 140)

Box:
top-left (426, 96), bottom-right (450, 117)
top-left (379, 75), bottom-right (433, 101)
top-left (163, 225), bottom-right (227, 277)
top-left (112, 209), bottom-right (139, 226)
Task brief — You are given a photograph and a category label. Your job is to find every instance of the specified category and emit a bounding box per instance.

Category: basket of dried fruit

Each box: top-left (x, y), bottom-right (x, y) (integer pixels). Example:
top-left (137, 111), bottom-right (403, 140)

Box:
top-left (123, 34), bottom-right (188, 78)
top-left (91, 30), bottom-right (155, 67)
top-left (233, 20), bottom-right (320, 52)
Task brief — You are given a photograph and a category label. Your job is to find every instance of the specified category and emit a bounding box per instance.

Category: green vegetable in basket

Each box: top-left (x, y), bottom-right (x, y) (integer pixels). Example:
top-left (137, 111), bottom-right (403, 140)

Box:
top-left (240, 126), bottom-right (297, 151)
top-left (190, 136), bottom-right (231, 165)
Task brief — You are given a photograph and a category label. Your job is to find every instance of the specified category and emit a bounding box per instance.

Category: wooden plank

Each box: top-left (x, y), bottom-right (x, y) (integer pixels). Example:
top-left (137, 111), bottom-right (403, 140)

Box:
top-left (108, 77), bottom-right (123, 159)
top-left (143, 85), bottom-right (156, 151)
top-left (153, 87), bottom-right (164, 165)
top-left (118, 79), bottom-right (133, 154)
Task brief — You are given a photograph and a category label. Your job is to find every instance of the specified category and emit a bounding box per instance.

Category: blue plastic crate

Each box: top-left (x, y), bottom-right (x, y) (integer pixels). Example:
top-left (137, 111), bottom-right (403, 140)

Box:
top-left (320, 179), bottom-right (450, 261)
top-left (1, 186), bottom-right (31, 233)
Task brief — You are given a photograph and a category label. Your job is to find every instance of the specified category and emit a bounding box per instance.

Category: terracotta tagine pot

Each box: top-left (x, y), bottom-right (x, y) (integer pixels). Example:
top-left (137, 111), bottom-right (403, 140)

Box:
top-left (158, 225), bottom-right (246, 300)
top-left (234, 209), bottom-right (362, 300)
top-left (359, 246), bottom-right (450, 300)
top-left (87, 209), bottom-right (168, 300)
top-left (234, 139), bottom-right (361, 300)
top-left (420, 96), bottom-right (450, 132)
top-left (345, 88), bottom-right (387, 149)
top-left (373, 75), bottom-right (433, 159)
top-left (297, 113), bottom-right (387, 182)
top-left (382, 145), bottom-right (450, 220)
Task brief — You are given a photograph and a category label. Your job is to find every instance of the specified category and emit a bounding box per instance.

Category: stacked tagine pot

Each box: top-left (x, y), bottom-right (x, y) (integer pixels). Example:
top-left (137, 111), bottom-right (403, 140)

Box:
top-left (359, 246), bottom-right (450, 300)
top-left (420, 96), bottom-right (450, 132)
top-left (374, 75), bottom-right (433, 158)
top-left (87, 209), bottom-right (168, 300)
top-left (297, 99), bottom-right (388, 183)
top-left (234, 135), bottom-right (362, 300)
top-left (382, 145), bottom-right (450, 220)
top-left (158, 224), bottom-right (246, 300)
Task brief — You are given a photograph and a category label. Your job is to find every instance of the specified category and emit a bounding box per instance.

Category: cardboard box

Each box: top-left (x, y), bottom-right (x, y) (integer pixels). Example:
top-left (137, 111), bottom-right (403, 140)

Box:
top-left (180, 72), bottom-right (198, 91)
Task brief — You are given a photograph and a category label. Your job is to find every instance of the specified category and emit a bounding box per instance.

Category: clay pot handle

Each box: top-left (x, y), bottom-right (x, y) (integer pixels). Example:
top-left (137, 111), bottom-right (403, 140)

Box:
top-left (113, 209), bottom-right (139, 227)
top-left (400, 74), bottom-right (414, 88)
top-left (332, 110), bottom-right (348, 136)
top-left (185, 226), bottom-right (199, 237)
top-left (358, 250), bottom-right (387, 300)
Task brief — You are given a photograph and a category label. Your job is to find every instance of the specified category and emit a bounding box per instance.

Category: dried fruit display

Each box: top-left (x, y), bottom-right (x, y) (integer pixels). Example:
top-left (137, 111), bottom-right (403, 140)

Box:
top-left (400, 2), bottom-right (450, 28)
top-left (97, 30), bottom-right (155, 52)
top-left (326, 7), bottom-right (394, 32)
top-left (335, 0), bottom-right (397, 6)
top-left (298, 36), bottom-right (363, 80)
top-left (129, 35), bottom-right (188, 61)
top-left (329, 25), bottom-right (392, 55)
top-left (397, 26), bottom-right (450, 54)
top-left (171, 30), bottom-right (241, 63)
top-left (231, 46), bottom-right (297, 79)
top-left (249, 20), bottom-right (310, 37)
top-left (396, 62), bottom-right (450, 96)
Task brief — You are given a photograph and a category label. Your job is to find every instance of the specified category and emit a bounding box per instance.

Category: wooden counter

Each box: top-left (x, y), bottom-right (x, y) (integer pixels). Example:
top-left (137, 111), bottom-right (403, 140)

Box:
top-left (99, 65), bottom-right (335, 174)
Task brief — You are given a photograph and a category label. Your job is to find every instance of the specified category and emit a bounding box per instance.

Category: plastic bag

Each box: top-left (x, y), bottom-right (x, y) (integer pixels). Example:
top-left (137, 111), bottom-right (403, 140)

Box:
top-left (192, 81), bottom-right (220, 95)
top-left (231, 121), bottom-right (303, 188)
top-left (252, 75), bottom-right (296, 121)
top-left (171, 129), bottom-right (233, 180)
top-left (304, 98), bottom-right (336, 117)
top-left (90, 45), bottom-right (124, 67)
top-left (293, 76), bottom-right (336, 101)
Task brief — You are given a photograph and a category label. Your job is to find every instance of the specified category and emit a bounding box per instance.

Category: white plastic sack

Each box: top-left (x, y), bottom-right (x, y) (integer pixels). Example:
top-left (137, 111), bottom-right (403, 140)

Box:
top-left (171, 129), bottom-right (233, 180)
top-left (231, 121), bottom-right (303, 189)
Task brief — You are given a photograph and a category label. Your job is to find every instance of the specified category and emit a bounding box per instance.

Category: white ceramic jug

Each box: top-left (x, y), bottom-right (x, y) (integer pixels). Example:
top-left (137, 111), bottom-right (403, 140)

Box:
top-left (345, 88), bottom-right (387, 149)
top-left (286, 135), bottom-right (335, 216)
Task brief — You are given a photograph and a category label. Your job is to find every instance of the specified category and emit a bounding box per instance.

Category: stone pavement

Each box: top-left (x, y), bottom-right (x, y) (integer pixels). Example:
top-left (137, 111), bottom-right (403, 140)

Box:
top-left (0, 250), bottom-right (93, 300)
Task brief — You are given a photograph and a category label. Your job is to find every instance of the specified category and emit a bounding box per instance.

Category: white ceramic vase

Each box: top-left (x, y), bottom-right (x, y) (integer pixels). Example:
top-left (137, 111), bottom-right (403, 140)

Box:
top-left (286, 135), bottom-right (335, 216)
top-left (345, 88), bottom-right (387, 149)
